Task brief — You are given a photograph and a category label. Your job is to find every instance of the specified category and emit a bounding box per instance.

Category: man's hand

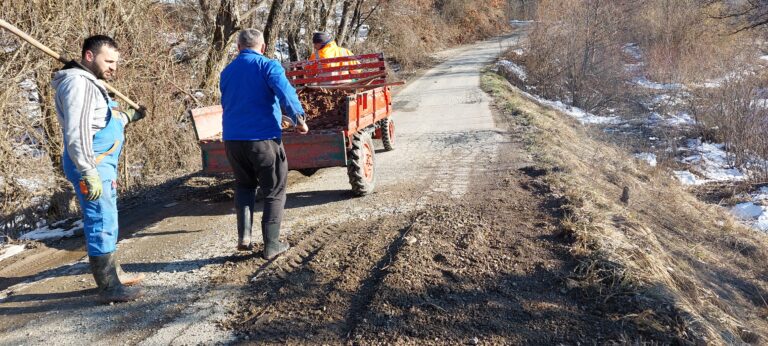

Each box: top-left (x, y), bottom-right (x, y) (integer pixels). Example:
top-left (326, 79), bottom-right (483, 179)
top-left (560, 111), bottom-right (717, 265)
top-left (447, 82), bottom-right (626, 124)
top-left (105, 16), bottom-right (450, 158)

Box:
top-left (79, 173), bottom-right (103, 201)
top-left (280, 115), bottom-right (294, 130)
top-left (124, 106), bottom-right (147, 123)
top-left (295, 115), bottom-right (309, 134)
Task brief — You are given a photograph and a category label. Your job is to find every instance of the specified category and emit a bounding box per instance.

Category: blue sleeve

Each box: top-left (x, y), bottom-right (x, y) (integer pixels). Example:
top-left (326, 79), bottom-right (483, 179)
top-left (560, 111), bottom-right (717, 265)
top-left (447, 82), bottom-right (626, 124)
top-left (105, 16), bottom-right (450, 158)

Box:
top-left (265, 60), bottom-right (305, 123)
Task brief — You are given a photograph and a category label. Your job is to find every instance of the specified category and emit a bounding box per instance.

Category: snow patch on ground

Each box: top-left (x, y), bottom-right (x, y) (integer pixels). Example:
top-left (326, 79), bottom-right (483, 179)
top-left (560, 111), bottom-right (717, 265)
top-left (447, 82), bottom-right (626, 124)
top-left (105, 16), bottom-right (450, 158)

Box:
top-left (665, 112), bottom-right (695, 126)
top-left (14, 177), bottom-right (44, 191)
top-left (731, 202), bottom-right (768, 232)
top-left (19, 220), bottom-right (83, 241)
top-left (496, 59), bottom-right (527, 81)
top-left (634, 153), bottom-right (657, 167)
top-left (623, 43), bottom-right (643, 60)
top-left (633, 77), bottom-right (683, 91)
top-left (673, 171), bottom-right (705, 185)
top-left (674, 140), bottom-right (747, 185)
top-left (0, 244), bottom-right (25, 262)
top-left (518, 90), bottom-right (620, 125)
top-left (730, 186), bottom-right (768, 232)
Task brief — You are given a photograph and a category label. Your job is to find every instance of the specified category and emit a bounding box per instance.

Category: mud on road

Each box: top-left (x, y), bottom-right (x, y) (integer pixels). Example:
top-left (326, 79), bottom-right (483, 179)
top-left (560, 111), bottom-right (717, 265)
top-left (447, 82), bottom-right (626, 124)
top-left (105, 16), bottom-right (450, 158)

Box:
top-left (215, 110), bottom-right (669, 344)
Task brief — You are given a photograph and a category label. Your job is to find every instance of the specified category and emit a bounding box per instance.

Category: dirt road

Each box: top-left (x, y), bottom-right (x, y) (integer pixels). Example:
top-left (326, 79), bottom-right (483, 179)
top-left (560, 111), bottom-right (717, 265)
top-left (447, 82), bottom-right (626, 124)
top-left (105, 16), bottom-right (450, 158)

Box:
top-left (0, 27), bottom-right (664, 344)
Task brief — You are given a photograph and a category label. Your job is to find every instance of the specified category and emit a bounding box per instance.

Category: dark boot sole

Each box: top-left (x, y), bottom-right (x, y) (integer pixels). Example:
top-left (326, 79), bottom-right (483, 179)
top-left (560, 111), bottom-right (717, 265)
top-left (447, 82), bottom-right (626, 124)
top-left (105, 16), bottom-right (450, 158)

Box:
top-left (236, 244), bottom-right (254, 251)
top-left (263, 244), bottom-right (290, 260)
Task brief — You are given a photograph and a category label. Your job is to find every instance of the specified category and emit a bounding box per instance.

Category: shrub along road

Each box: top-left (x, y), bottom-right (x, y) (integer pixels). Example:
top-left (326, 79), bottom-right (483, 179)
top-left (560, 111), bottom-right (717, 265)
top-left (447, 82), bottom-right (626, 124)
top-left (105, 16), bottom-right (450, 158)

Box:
top-left (0, 26), bottom-right (672, 344)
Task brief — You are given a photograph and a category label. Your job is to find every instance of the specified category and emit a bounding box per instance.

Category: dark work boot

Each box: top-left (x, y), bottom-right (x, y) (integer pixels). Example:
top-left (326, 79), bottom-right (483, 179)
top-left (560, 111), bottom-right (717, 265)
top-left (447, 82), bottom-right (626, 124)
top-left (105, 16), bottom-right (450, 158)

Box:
top-left (262, 223), bottom-right (290, 260)
top-left (89, 253), bottom-right (143, 304)
top-left (236, 187), bottom-right (256, 251)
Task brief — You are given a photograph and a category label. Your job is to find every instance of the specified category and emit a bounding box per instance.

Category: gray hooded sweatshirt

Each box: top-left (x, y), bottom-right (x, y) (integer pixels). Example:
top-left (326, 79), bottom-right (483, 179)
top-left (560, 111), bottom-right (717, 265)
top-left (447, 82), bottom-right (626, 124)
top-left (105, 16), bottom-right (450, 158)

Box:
top-left (51, 65), bottom-right (111, 177)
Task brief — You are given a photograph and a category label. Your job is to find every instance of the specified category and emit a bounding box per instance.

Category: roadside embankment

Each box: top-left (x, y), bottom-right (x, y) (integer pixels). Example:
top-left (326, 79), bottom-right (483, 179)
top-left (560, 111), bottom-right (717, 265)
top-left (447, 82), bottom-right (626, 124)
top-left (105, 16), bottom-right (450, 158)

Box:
top-left (482, 70), bottom-right (768, 345)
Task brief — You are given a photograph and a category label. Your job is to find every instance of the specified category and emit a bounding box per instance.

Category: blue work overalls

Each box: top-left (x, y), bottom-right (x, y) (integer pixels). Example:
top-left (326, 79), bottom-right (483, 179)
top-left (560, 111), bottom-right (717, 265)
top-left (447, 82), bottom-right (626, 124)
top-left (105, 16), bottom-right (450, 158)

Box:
top-left (62, 106), bottom-right (125, 256)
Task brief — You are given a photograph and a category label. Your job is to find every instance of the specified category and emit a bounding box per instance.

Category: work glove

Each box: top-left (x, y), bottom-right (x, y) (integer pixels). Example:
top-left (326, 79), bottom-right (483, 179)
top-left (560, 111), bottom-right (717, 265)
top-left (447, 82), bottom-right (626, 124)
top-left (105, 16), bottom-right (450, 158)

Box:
top-left (79, 173), bottom-right (103, 201)
top-left (123, 106), bottom-right (147, 123)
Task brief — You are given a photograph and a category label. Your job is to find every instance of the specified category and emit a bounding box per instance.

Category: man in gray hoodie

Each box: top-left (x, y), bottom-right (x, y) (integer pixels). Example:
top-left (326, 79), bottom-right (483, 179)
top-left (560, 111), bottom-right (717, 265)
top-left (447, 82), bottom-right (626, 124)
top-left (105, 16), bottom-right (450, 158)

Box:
top-left (52, 35), bottom-right (145, 303)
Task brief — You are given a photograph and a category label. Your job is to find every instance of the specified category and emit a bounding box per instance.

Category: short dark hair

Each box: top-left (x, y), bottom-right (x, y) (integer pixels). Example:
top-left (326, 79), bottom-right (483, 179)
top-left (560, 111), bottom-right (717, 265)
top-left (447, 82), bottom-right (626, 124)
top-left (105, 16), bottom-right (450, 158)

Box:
top-left (81, 35), bottom-right (118, 58)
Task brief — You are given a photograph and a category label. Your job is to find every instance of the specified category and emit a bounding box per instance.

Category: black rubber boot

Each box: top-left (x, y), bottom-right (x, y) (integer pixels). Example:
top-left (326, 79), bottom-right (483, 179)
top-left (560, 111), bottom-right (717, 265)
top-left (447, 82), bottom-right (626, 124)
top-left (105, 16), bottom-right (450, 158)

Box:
top-left (236, 187), bottom-right (255, 251)
top-left (262, 223), bottom-right (289, 260)
top-left (89, 253), bottom-right (143, 304)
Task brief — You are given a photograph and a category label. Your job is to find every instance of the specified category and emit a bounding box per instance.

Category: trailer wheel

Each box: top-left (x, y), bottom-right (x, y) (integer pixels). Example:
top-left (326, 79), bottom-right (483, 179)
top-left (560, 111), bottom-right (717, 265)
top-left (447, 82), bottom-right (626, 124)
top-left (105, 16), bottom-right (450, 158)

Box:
top-left (380, 118), bottom-right (395, 151)
top-left (348, 131), bottom-right (376, 196)
top-left (298, 168), bottom-right (319, 177)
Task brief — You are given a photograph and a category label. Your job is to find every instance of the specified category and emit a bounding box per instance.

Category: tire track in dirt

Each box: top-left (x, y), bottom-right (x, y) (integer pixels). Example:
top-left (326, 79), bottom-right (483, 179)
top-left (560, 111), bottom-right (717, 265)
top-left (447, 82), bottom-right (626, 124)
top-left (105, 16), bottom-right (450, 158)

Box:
top-left (226, 208), bottom-right (420, 343)
top-left (342, 221), bottom-right (417, 338)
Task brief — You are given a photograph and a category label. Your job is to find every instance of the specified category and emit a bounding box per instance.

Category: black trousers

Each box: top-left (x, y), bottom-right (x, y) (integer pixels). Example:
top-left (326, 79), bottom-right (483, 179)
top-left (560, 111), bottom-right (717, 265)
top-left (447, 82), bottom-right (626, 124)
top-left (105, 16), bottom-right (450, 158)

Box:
top-left (225, 139), bottom-right (287, 231)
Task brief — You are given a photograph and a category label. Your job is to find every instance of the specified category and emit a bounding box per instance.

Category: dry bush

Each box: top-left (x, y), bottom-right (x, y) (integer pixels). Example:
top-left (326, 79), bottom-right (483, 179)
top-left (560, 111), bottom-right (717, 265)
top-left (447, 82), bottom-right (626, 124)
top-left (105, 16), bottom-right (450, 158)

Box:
top-left (523, 0), bottom-right (628, 111)
top-left (691, 73), bottom-right (768, 176)
top-left (363, 0), bottom-right (510, 70)
top-left (0, 0), bottom-right (205, 237)
top-left (629, 0), bottom-right (755, 83)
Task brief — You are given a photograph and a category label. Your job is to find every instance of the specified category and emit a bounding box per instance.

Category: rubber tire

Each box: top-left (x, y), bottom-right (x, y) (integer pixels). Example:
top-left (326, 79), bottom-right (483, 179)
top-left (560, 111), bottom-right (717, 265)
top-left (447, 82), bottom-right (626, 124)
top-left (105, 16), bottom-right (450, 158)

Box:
top-left (347, 131), bottom-right (376, 196)
top-left (380, 118), bottom-right (395, 151)
top-left (298, 168), bottom-right (319, 177)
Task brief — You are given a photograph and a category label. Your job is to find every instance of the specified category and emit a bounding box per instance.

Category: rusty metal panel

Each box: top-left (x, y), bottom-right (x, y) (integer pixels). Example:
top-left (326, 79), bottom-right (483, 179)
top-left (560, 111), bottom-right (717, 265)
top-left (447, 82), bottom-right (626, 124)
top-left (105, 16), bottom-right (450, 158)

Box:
top-left (283, 131), bottom-right (347, 169)
top-left (347, 96), bottom-right (359, 133)
top-left (199, 131), bottom-right (347, 173)
top-left (190, 105), bottom-right (223, 141)
top-left (345, 87), bottom-right (393, 134)
top-left (200, 140), bottom-right (230, 174)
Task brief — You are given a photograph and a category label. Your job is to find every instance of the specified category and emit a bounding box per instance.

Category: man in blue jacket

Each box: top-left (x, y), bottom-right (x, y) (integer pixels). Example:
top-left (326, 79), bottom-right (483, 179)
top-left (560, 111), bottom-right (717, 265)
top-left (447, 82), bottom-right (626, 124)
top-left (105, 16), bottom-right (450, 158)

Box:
top-left (220, 28), bottom-right (308, 260)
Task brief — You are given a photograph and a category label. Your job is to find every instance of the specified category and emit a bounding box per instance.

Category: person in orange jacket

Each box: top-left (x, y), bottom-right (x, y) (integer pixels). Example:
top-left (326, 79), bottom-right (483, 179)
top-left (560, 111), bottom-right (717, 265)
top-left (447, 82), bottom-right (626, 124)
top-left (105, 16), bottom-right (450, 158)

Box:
top-left (307, 31), bottom-right (356, 73)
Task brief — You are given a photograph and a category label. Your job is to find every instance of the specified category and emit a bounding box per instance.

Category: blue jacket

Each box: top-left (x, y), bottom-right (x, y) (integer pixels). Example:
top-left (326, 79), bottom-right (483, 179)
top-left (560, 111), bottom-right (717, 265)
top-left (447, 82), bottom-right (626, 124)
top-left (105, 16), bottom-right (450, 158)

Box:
top-left (220, 49), bottom-right (305, 141)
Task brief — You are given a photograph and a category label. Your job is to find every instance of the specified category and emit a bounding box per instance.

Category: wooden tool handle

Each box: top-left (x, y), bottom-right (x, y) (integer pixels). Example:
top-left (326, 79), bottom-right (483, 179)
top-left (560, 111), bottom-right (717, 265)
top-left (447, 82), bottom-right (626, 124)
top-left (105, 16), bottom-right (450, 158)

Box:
top-left (0, 18), bottom-right (143, 111)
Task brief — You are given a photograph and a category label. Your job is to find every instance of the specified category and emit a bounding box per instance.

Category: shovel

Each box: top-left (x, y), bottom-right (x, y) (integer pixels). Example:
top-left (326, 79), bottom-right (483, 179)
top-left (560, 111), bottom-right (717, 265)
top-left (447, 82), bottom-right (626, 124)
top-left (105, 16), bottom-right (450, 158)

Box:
top-left (0, 18), bottom-right (143, 111)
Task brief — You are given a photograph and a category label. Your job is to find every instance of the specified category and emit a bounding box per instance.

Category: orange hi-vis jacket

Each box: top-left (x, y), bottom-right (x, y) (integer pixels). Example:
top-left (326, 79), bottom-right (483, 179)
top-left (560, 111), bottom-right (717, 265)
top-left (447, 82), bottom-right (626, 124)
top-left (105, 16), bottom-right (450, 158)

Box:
top-left (307, 41), bottom-right (356, 71)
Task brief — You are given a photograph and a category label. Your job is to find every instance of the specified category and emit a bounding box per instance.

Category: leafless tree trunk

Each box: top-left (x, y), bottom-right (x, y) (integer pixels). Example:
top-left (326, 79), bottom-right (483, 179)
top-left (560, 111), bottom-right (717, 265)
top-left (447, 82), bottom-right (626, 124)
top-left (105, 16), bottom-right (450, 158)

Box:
top-left (263, 0), bottom-right (289, 58)
top-left (199, 0), bottom-right (240, 91)
top-left (351, 0), bottom-right (381, 43)
top-left (318, 0), bottom-right (339, 32)
top-left (336, 0), bottom-right (353, 45)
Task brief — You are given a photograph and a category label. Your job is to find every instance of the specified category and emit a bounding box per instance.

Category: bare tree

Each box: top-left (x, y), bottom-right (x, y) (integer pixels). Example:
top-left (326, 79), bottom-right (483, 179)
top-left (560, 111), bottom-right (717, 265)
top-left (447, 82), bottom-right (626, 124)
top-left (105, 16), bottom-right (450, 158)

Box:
top-left (318, 0), bottom-right (340, 32)
top-left (199, 0), bottom-right (240, 91)
top-left (263, 0), bottom-right (289, 58)
top-left (336, 0), bottom-right (353, 45)
top-left (707, 0), bottom-right (768, 33)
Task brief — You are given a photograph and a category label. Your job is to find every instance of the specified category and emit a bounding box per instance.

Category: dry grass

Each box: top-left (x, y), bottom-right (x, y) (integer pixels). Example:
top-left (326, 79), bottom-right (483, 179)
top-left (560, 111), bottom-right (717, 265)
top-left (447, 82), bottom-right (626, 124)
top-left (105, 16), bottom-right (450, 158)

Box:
top-left (483, 71), bottom-right (768, 344)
